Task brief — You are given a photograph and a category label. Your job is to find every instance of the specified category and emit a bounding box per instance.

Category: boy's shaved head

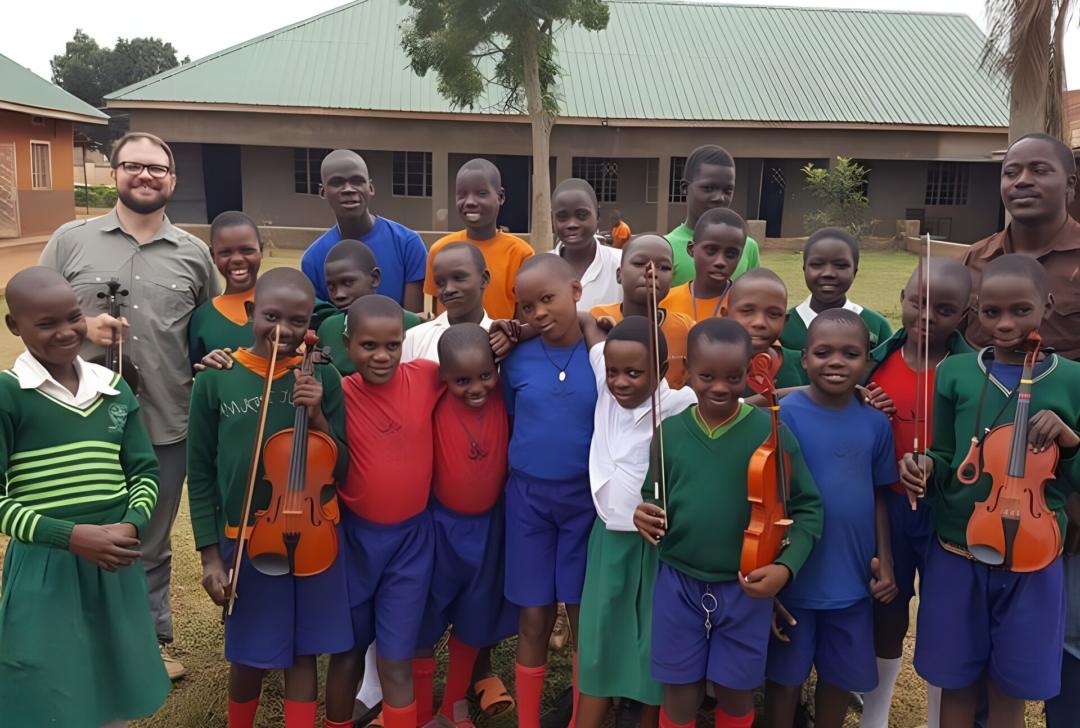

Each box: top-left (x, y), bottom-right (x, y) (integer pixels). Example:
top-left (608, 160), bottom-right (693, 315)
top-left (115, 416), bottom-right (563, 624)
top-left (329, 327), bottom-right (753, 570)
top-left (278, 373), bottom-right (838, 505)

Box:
top-left (6, 267), bottom-right (75, 316)
top-left (458, 158), bottom-right (501, 188)
top-left (981, 253), bottom-right (1050, 300)
top-left (437, 322), bottom-right (493, 364)
top-left (516, 253), bottom-right (578, 283)
top-left (687, 317), bottom-right (752, 363)
top-left (437, 242), bottom-right (487, 273)
top-left (552, 178), bottom-right (599, 212)
top-left (904, 257), bottom-right (972, 300)
top-left (694, 207), bottom-right (747, 238)
top-left (326, 238), bottom-right (379, 274)
top-left (728, 267), bottom-right (787, 301)
top-left (346, 294), bottom-right (402, 336)
top-left (255, 267), bottom-right (315, 301)
top-left (321, 149), bottom-right (369, 179)
top-left (807, 308), bottom-right (869, 349)
top-left (620, 233), bottom-right (670, 261)
top-left (607, 315), bottom-right (668, 364)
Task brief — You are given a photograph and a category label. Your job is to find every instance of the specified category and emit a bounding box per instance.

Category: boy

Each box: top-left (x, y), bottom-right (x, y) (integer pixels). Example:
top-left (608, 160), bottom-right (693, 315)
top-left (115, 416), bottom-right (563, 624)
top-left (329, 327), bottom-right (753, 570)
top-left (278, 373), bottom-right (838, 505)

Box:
top-left (187, 268), bottom-right (353, 728)
top-left (325, 295), bottom-right (445, 728)
top-left (722, 268), bottom-right (807, 389)
top-left (779, 228), bottom-right (892, 351)
top-left (901, 254), bottom-right (1080, 728)
top-left (425, 159), bottom-right (534, 320)
top-left (0, 267), bottom-right (170, 728)
top-left (667, 145), bottom-right (761, 287)
top-left (301, 149), bottom-right (428, 311)
top-left (763, 309), bottom-right (899, 728)
top-left (663, 209), bottom-right (747, 323)
top-left (610, 210), bottom-right (632, 249)
top-left (858, 259), bottom-right (973, 728)
top-left (590, 234), bottom-right (694, 389)
top-left (634, 318), bottom-right (822, 728)
top-left (500, 255), bottom-right (597, 728)
top-left (552, 178), bottom-right (621, 311)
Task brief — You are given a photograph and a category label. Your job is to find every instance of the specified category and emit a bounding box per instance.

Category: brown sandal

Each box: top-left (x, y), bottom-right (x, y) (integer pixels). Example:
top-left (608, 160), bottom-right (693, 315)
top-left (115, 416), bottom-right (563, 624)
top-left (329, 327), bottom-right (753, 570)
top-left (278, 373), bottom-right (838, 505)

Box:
top-left (471, 676), bottom-right (515, 717)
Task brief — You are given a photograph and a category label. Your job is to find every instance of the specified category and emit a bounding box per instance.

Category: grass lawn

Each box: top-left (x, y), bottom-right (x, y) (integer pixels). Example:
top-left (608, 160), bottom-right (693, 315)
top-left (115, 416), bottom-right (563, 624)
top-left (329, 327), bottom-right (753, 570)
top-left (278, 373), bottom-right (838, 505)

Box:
top-left (0, 250), bottom-right (1047, 727)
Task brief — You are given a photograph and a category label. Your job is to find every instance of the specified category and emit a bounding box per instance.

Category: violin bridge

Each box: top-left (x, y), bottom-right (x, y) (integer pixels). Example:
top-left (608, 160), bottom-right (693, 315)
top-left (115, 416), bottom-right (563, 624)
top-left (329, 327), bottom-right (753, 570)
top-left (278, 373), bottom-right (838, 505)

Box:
top-left (283, 509), bottom-right (303, 515)
top-left (775, 518), bottom-right (794, 526)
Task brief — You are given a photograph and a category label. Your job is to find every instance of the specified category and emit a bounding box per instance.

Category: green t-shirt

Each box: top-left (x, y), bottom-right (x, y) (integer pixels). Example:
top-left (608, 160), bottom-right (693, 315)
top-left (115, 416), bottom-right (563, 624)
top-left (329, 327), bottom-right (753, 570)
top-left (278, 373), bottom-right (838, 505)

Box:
top-left (780, 301), bottom-right (893, 352)
top-left (188, 299), bottom-right (253, 369)
top-left (316, 309), bottom-right (423, 376)
top-left (666, 224), bottom-right (761, 288)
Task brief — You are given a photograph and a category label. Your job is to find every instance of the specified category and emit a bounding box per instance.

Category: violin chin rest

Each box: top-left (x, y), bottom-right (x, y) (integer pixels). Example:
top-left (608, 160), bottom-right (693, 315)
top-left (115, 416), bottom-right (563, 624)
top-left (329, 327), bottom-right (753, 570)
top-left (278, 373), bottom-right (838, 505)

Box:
top-left (968, 544), bottom-right (1005, 566)
top-left (250, 552), bottom-right (291, 576)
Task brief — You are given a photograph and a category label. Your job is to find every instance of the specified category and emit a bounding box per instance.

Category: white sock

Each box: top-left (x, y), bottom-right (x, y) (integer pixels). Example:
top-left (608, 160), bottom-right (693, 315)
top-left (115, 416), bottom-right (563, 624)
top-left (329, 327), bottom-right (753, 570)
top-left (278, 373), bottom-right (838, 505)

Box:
top-left (356, 642), bottom-right (384, 704)
top-left (927, 683), bottom-right (942, 728)
top-left (859, 657), bottom-right (902, 728)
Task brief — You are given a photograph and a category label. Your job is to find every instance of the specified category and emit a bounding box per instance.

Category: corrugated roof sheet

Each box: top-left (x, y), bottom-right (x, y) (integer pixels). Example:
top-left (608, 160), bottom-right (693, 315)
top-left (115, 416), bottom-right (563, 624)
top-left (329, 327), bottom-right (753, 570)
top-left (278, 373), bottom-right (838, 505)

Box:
top-left (0, 52), bottom-right (109, 122)
top-left (106, 0), bottom-right (1008, 128)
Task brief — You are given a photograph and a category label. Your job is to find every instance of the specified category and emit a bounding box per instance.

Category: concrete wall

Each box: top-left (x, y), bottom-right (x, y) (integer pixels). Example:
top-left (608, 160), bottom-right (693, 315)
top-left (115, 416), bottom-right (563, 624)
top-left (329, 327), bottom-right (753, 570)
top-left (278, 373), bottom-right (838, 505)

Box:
top-left (0, 109), bottom-right (77, 236)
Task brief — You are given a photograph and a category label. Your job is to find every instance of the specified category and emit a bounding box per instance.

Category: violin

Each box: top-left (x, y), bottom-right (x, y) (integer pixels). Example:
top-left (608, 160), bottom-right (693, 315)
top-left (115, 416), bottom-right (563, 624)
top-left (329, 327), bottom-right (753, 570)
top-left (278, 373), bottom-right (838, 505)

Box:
top-left (90, 279), bottom-right (141, 393)
top-left (246, 331), bottom-right (340, 577)
top-left (961, 332), bottom-right (1061, 572)
top-left (741, 349), bottom-right (794, 575)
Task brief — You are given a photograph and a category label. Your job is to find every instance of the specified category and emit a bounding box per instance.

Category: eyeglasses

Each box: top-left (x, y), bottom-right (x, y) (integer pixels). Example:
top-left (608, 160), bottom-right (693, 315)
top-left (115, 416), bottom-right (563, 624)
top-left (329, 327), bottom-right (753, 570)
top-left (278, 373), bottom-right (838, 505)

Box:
top-left (117, 161), bottom-right (171, 178)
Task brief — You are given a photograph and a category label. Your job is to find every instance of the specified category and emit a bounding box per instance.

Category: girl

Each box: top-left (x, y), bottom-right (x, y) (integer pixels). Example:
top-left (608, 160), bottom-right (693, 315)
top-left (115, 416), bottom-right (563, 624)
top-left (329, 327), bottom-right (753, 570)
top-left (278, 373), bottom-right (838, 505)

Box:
top-left (551, 178), bottom-right (621, 311)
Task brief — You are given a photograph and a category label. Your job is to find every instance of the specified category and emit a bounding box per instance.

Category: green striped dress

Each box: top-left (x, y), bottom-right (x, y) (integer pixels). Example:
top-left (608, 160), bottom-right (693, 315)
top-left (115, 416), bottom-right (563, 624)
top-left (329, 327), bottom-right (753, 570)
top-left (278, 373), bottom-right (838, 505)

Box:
top-left (0, 366), bottom-right (171, 727)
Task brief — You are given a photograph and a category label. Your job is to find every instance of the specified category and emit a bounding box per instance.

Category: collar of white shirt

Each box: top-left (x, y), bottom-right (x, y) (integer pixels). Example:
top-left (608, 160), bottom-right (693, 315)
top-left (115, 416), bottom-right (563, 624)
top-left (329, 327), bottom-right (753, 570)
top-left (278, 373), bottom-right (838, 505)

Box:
top-left (12, 351), bottom-right (119, 409)
top-left (426, 310), bottom-right (494, 330)
top-left (552, 240), bottom-right (617, 286)
top-left (795, 295), bottom-right (864, 328)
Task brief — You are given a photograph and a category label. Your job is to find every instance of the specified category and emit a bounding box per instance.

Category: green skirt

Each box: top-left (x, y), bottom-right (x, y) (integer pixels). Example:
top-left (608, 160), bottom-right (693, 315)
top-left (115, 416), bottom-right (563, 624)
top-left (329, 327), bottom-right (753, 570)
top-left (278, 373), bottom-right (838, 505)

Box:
top-left (577, 518), bottom-right (663, 704)
top-left (0, 540), bottom-right (171, 727)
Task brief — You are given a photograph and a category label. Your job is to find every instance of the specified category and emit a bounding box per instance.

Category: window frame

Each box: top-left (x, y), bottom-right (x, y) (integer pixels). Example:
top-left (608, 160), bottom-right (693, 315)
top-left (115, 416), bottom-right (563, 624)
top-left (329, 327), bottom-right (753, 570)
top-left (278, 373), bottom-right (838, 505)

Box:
top-left (669, 156), bottom-right (687, 204)
top-left (30, 140), bottom-right (51, 190)
top-left (572, 156), bottom-right (619, 203)
top-left (924, 161), bottom-right (969, 206)
top-left (294, 148), bottom-right (331, 196)
top-left (392, 151), bottom-right (433, 198)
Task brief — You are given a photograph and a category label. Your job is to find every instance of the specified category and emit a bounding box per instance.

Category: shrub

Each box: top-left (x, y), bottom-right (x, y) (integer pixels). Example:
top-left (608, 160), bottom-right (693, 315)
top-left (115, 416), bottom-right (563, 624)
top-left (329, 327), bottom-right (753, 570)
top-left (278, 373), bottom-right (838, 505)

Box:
top-left (74, 185), bottom-right (118, 209)
top-left (802, 158), bottom-right (878, 241)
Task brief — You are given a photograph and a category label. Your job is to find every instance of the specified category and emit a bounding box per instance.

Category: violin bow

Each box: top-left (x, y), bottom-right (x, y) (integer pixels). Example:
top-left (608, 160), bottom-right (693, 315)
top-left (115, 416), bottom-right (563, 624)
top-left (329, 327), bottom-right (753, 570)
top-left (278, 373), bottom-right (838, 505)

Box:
top-left (911, 234), bottom-right (932, 510)
top-left (224, 325), bottom-right (280, 619)
top-left (646, 261), bottom-right (668, 529)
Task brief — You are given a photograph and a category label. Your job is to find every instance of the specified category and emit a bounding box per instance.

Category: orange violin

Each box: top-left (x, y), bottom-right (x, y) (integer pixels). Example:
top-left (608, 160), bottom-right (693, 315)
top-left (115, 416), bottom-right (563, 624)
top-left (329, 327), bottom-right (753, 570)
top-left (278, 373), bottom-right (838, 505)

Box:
top-left (961, 332), bottom-right (1061, 572)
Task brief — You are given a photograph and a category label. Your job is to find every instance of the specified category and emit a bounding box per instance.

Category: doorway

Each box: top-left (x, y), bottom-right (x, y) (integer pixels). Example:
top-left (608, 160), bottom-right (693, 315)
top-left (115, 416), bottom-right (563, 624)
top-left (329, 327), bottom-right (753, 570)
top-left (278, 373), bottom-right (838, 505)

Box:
top-left (201, 144), bottom-right (243, 224)
top-left (760, 164), bottom-right (786, 238)
top-left (493, 155), bottom-right (530, 233)
top-left (0, 144), bottom-right (20, 238)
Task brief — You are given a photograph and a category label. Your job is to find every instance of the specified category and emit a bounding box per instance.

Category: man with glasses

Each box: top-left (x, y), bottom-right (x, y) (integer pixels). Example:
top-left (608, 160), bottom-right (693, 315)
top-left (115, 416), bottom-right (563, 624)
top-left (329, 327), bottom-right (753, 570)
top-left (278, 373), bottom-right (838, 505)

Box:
top-left (39, 132), bottom-right (217, 681)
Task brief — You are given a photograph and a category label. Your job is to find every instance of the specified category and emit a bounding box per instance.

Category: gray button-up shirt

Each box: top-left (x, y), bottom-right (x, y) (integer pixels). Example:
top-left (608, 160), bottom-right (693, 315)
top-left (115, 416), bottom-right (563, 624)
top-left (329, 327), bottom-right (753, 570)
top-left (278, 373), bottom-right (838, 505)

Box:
top-left (39, 208), bottom-right (218, 445)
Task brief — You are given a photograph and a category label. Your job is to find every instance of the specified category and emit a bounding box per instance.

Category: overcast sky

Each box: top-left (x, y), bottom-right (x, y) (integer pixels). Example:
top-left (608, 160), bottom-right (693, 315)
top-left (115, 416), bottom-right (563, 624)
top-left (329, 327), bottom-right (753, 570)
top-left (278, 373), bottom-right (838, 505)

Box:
top-left (3, 0), bottom-right (1079, 93)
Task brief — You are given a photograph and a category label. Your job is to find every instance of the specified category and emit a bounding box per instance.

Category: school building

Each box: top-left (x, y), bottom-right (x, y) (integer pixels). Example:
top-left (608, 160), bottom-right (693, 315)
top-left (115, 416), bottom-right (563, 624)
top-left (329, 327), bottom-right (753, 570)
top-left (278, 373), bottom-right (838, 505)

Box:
top-left (104, 0), bottom-right (1009, 244)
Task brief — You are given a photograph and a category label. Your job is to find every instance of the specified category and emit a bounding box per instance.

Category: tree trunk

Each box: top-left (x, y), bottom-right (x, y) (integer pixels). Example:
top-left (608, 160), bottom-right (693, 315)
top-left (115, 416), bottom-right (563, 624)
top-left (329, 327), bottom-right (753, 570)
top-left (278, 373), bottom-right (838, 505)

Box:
top-left (1007, 6), bottom-right (1052, 144)
top-left (521, 25), bottom-right (556, 252)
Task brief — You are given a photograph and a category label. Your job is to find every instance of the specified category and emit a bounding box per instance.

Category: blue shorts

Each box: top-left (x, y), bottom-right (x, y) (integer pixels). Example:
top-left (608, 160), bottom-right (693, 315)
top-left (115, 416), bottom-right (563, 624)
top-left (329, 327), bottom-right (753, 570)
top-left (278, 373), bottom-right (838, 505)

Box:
top-left (765, 599), bottom-right (878, 692)
top-left (504, 470), bottom-right (594, 607)
top-left (914, 542), bottom-right (1065, 700)
top-left (221, 531), bottom-right (354, 669)
top-left (341, 508), bottom-right (434, 661)
top-left (650, 563), bottom-right (773, 689)
top-left (417, 498), bottom-right (519, 649)
top-left (884, 489), bottom-right (933, 602)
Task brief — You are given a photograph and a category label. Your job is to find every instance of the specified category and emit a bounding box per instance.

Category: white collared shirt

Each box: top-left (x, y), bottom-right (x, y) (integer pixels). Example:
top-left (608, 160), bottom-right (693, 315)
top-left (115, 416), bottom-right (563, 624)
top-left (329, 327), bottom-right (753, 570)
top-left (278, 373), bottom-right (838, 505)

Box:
top-left (12, 351), bottom-right (119, 409)
top-left (587, 343), bottom-right (697, 531)
top-left (794, 296), bottom-right (864, 328)
top-left (401, 311), bottom-right (494, 363)
top-left (551, 241), bottom-right (623, 312)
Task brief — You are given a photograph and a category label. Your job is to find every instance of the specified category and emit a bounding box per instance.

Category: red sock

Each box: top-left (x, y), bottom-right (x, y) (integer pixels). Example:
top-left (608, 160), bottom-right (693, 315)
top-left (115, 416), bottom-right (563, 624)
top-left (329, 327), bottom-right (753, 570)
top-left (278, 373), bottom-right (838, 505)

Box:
top-left (228, 698), bottom-right (260, 728)
top-left (569, 653), bottom-right (580, 728)
top-left (385, 702), bottom-right (418, 728)
top-left (413, 657), bottom-right (437, 727)
top-left (284, 700), bottom-right (317, 728)
top-left (325, 720), bottom-right (354, 728)
top-left (439, 637), bottom-right (480, 719)
top-left (659, 705), bottom-right (695, 728)
top-left (714, 706), bottom-right (754, 728)
top-left (515, 663), bottom-right (546, 728)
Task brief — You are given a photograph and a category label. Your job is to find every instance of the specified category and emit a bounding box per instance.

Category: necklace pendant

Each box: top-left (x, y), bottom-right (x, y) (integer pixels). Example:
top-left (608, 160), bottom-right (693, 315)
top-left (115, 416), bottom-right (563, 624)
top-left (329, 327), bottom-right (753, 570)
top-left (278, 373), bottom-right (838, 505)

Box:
top-left (559, 370), bottom-right (566, 382)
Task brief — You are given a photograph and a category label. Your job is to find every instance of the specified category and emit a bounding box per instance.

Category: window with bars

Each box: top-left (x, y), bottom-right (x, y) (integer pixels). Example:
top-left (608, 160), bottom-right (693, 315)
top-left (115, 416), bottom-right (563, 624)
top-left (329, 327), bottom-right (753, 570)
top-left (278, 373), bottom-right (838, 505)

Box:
top-left (669, 157), bottom-right (687, 203)
top-left (393, 152), bottom-right (433, 197)
top-left (30, 142), bottom-right (51, 190)
top-left (294, 148), bottom-right (331, 195)
top-left (925, 162), bottom-right (969, 206)
top-left (572, 157), bottom-right (618, 202)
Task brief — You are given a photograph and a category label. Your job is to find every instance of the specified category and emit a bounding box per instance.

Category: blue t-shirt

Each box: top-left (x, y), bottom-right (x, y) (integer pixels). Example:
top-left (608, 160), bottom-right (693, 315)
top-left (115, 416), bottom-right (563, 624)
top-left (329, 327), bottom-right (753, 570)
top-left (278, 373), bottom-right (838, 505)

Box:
top-left (990, 361), bottom-right (1023, 392)
top-left (778, 391), bottom-right (898, 609)
top-left (500, 337), bottom-right (597, 482)
top-left (301, 217), bottom-right (428, 304)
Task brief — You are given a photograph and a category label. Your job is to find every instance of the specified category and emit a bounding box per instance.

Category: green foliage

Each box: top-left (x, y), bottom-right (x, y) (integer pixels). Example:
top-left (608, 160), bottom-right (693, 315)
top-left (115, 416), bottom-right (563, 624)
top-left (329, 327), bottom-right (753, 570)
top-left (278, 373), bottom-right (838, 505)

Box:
top-left (51, 29), bottom-right (189, 108)
top-left (74, 185), bottom-right (118, 209)
top-left (801, 157), bottom-right (879, 241)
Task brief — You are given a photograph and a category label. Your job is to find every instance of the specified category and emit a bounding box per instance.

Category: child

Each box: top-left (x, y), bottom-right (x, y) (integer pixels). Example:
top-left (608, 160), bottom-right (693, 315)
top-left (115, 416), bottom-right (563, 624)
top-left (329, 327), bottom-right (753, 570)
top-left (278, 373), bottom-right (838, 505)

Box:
top-left (722, 268), bottom-right (806, 389)
top-left (187, 267), bottom-right (353, 728)
top-left (858, 259), bottom-right (973, 728)
top-left (779, 228), bottom-right (892, 351)
top-left (500, 255), bottom-right (598, 728)
top-left (189, 211), bottom-right (263, 368)
top-left (413, 323), bottom-right (519, 728)
top-left (325, 295), bottom-right (445, 728)
top-left (900, 254), bottom-right (1080, 728)
top-left (610, 210), bottom-right (632, 249)
top-left (667, 145), bottom-right (761, 287)
top-left (662, 208), bottom-right (747, 323)
top-left (577, 316), bottom-right (698, 728)
top-left (590, 234), bottom-right (694, 389)
top-left (634, 318), bottom-right (822, 728)
top-left (552, 178), bottom-right (621, 311)
top-left (426, 159), bottom-right (534, 320)
top-left (0, 267), bottom-right (170, 728)
top-left (763, 309), bottom-right (899, 728)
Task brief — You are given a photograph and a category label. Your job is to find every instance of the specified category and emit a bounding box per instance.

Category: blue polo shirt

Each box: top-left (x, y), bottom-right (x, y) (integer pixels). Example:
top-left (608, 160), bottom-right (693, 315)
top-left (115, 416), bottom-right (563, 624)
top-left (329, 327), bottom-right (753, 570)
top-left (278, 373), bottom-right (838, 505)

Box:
top-left (500, 337), bottom-right (597, 482)
top-left (778, 391), bottom-right (898, 609)
top-left (301, 217), bottom-right (428, 304)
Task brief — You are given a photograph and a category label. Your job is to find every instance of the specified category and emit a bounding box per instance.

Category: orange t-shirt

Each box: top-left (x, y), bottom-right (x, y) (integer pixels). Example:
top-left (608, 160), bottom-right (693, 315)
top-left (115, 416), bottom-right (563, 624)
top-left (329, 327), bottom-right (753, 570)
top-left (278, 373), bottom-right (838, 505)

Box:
top-left (661, 282), bottom-right (730, 323)
top-left (425, 230), bottom-right (535, 321)
top-left (590, 303), bottom-right (692, 390)
top-left (212, 289), bottom-right (256, 326)
top-left (612, 222), bottom-right (632, 249)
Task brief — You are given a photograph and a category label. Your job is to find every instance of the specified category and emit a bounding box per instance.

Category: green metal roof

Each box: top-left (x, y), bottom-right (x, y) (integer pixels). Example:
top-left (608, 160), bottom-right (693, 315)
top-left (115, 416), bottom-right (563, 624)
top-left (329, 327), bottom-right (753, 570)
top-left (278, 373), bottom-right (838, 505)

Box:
top-left (0, 52), bottom-right (109, 123)
top-left (106, 0), bottom-right (1008, 128)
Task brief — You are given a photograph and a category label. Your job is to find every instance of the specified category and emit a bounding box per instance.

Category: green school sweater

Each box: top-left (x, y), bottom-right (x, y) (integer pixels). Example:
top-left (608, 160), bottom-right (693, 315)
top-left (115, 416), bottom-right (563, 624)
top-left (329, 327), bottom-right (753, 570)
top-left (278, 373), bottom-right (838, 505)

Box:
top-left (186, 359), bottom-right (347, 550)
top-left (866, 328), bottom-right (974, 381)
top-left (642, 404), bottom-right (823, 582)
top-left (312, 299), bottom-right (340, 332)
top-left (780, 303), bottom-right (893, 352)
top-left (926, 351), bottom-right (1080, 548)
top-left (666, 224), bottom-right (761, 288)
top-left (188, 298), bottom-right (254, 368)
top-left (316, 309), bottom-right (423, 376)
top-left (0, 370), bottom-right (159, 548)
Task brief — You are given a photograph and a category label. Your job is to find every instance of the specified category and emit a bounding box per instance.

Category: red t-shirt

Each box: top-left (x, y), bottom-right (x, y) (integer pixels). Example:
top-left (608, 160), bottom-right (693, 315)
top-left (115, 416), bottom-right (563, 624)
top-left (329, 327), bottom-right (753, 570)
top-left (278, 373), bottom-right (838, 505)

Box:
top-left (871, 349), bottom-right (936, 496)
top-left (341, 359), bottom-right (445, 523)
top-left (432, 389), bottom-right (509, 515)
